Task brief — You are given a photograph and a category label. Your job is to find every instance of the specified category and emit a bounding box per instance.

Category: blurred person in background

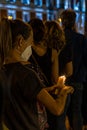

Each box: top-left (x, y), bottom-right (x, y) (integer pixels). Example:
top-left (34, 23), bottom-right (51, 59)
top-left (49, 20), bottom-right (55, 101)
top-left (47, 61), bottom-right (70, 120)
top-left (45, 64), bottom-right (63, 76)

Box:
top-left (29, 18), bottom-right (72, 130)
top-left (0, 70), bottom-right (4, 130)
top-left (45, 20), bottom-right (73, 130)
top-left (61, 8), bottom-right (87, 130)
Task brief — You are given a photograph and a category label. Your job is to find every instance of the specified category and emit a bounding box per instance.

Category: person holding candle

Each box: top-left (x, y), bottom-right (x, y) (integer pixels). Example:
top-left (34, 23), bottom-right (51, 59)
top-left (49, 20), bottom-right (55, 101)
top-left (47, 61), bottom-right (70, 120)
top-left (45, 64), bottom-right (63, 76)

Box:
top-left (28, 19), bottom-right (73, 130)
top-left (0, 17), bottom-right (74, 130)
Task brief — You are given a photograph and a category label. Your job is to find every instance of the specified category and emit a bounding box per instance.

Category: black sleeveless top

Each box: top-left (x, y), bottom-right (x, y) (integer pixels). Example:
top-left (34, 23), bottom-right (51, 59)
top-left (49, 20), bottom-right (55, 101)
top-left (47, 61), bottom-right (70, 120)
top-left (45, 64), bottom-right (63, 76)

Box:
top-left (29, 48), bottom-right (52, 86)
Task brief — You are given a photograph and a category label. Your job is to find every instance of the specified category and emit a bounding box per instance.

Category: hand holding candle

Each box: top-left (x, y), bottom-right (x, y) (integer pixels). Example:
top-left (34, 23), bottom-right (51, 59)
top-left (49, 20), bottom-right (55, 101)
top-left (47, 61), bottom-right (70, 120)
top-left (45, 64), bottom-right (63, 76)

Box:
top-left (55, 75), bottom-right (66, 95)
top-left (58, 75), bottom-right (74, 93)
top-left (55, 75), bottom-right (74, 95)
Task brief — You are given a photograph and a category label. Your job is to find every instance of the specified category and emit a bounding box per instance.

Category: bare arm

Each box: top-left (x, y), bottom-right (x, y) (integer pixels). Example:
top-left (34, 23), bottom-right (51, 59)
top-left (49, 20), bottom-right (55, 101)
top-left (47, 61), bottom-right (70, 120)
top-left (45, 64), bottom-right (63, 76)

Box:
top-left (64, 61), bottom-right (73, 77)
top-left (37, 85), bottom-right (73, 116)
top-left (51, 49), bottom-right (59, 84)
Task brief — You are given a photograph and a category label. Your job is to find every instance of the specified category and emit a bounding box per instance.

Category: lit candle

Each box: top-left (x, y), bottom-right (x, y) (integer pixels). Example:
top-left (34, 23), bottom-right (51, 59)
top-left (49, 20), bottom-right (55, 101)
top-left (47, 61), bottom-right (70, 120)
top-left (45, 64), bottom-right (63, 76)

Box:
top-left (58, 75), bottom-right (66, 86)
top-left (55, 75), bottom-right (66, 95)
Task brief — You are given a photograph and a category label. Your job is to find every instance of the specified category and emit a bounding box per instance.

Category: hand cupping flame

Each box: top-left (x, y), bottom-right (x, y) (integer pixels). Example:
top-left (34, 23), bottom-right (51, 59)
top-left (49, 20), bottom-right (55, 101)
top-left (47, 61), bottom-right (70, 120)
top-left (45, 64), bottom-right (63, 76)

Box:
top-left (55, 75), bottom-right (74, 95)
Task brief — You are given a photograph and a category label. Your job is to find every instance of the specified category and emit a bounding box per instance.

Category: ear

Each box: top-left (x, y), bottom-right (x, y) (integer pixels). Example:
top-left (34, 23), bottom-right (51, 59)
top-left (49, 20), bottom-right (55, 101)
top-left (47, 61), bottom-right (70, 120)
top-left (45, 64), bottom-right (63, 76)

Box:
top-left (17, 35), bottom-right (24, 47)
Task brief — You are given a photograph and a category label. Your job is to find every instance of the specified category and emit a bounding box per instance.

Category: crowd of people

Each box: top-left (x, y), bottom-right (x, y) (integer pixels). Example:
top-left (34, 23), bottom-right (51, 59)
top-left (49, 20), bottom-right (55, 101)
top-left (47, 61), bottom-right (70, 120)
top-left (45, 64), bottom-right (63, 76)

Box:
top-left (0, 8), bottom-right (87, 130)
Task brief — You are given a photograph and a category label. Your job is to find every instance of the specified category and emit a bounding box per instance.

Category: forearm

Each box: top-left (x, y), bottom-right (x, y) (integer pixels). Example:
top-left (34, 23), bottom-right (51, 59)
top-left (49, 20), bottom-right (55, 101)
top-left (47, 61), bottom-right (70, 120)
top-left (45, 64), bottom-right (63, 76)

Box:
top-left (55, 92), bottom-right (68, 115)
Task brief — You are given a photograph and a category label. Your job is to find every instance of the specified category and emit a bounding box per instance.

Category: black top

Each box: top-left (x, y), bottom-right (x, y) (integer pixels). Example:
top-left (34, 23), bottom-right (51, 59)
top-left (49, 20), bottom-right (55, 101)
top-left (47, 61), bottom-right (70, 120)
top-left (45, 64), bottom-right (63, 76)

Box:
top-left (59, 42), bottom-right (72, 76)
top-left (0, 69), bottom-right (5, 130)
top-left (29, 48), bottom-right (52, 86)
top-left (3, 62), bottom-right (44, 130)
top-left (64, 29), bottom-right (87, 83)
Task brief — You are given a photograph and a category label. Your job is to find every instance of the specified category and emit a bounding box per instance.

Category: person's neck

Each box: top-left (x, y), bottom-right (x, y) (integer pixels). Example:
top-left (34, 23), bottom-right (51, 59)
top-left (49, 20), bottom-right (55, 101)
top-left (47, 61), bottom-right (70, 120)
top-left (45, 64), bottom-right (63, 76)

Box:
top-left (32, 45), bottom-right (47, 56)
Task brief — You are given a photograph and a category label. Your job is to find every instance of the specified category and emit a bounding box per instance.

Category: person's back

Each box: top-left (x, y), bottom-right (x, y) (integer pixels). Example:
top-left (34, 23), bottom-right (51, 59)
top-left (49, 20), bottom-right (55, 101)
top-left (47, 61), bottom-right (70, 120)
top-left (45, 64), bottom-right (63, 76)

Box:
top-left (61, 9), bottom-right (87, 130)
top-left (3, 62), bottom-right (43, 130)
top-left (64, 29), bottom-right (87, 83)
top-left (82, 74), bottom-right (87, 128)
top-left (0, 69), bottom-right (5, 130)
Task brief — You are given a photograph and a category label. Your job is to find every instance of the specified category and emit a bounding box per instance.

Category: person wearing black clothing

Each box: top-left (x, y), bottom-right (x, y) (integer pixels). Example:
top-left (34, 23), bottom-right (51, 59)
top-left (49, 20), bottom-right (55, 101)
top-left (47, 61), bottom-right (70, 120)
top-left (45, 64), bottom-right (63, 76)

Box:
top-left (59, 38), bottom-right (73, 130)
top-left (61, 9), bottom-right (87, 130)
top-left (0, 18), bottom-right (74, 130)
top-left (28, 19), bottom-right (60, 130)
top-left (82, 74), bottom-right (87, 129)
top-left (0, 70), bottom-right (4, 130)
top-left (30, 47), bottom-right (52, 86)
top-left (28, 18), bottom-right (60, 86)
top-left (29, 19), bottom-right (72, 130)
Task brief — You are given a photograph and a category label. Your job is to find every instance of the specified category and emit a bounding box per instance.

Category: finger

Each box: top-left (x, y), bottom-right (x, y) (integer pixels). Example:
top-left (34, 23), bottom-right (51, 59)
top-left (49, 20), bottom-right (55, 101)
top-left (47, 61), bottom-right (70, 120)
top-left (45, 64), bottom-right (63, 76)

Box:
top-left (65, 87), bottom-right (74, 94)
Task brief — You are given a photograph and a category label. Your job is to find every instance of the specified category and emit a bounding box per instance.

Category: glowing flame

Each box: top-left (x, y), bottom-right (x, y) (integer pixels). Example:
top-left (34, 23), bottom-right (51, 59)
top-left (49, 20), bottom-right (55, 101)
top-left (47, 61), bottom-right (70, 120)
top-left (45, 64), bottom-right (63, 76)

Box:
top-left (8, 16), bottom-right (13, 20)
